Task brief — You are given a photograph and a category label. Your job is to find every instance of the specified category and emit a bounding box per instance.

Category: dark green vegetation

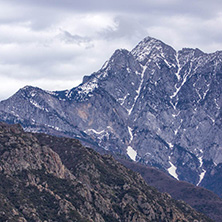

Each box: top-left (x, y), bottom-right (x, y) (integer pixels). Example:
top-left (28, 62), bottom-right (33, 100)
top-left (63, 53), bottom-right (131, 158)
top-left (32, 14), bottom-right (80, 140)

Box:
top-left (0, 122), bottom-right (212, 221)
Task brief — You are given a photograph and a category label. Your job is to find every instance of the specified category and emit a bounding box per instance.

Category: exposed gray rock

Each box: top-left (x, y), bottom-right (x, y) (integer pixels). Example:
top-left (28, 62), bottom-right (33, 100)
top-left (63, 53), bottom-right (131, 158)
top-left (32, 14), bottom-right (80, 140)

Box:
top-left (0, 36), bottom-right (221, 192)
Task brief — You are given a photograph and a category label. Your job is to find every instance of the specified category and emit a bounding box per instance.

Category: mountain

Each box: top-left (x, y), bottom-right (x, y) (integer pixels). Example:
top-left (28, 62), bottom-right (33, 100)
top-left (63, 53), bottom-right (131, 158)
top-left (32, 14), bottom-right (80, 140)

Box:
top-left (0, 122), bottom-right (212, 222)
top-left (120, 159), bottom-right (222, 222)
top-left (0, 36), bottom-right (221, 194)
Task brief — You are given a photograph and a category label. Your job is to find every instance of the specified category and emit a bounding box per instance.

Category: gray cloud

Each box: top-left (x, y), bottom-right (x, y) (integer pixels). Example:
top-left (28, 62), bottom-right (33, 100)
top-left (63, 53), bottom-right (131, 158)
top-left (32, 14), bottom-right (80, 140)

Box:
top-left (57, 30), bottom-right (93, 46)
top-left (0, 0), bottom-right (222, 100)
top-left (6, 0), bottom-right (222, 21)
top-left (100, 16), bottom-right (147, 41)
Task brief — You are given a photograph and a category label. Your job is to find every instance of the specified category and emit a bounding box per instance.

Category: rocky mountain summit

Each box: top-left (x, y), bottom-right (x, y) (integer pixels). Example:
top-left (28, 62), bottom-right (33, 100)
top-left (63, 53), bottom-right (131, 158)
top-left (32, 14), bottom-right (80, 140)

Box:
top-left (0, 36), bottom-right (221, 195)
top-left (0, 122), bottom-right (212, 222)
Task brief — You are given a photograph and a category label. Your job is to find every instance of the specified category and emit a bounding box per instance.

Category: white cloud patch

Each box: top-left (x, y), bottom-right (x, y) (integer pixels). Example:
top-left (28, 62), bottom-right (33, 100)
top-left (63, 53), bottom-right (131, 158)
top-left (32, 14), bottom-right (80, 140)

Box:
top-left (0, 0), bottom-right (222, 100)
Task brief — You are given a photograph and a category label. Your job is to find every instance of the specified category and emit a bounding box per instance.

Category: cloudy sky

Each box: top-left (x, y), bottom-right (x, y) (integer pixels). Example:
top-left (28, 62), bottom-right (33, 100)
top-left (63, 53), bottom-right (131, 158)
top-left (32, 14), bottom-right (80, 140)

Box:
top-left (0, 0), bottom-right (222, 100)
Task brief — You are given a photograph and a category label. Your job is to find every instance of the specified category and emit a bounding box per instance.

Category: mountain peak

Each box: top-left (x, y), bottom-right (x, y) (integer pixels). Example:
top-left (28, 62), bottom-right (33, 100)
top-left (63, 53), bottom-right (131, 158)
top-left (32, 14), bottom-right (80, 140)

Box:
top-left (3, 86), bottom-right (45, 105)
top-left (179, 47), bottom-right (205, 57)
top-left (20, 85), bottom-right (43, 93)
top-left (131, 36), bottom-right (176, 63)
top-left (140, 36), bottom-right (164, 44)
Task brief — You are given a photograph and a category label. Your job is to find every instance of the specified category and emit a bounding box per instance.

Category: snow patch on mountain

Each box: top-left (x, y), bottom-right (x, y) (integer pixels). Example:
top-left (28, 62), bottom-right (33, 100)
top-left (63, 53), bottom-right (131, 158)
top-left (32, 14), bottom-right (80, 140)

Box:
top-left (167, 142), bottom-right (174, 149)
top-left (128, 65), bottom-right (146, 115)
top-left (168, 157), bottom-right (179, 180)
top-left (197, 155), bottom-right (206, 186)
top-left (127, 146), bottom-right (137, 161)
top-left (170, 62), bottom-right (192, 99)
top-left (175, 52), bottom-right (181, 81)
top-left (79, 78), bottom-right (98, 94)
top-left (118, 93), bottom-right (129, 106)
top-left (30, 100), bottom-right (49, 112)
top-left (128, 126), bottom-right (133, 143)
top-left (86, 128), bottom-right (105, 135)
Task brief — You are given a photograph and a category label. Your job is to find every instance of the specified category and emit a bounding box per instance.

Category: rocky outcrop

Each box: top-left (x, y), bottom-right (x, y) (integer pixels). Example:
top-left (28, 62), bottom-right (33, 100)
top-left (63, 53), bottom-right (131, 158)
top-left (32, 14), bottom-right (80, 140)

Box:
top-left (0, 123), bottom-right (212, 221)
top-left (120, 159), bottom-right (222, 222)
top-left (0, 36), bottom-right (221, 194)
top-left (0, 123), bottom-right (73, 180)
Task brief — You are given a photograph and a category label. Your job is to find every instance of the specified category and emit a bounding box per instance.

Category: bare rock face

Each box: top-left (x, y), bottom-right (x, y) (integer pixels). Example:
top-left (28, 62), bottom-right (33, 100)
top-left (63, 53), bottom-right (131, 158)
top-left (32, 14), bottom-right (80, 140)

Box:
top-left (0, 123), bottom-right (212, 221)
top-left (0, 123), bottom-right (73, 180)
top-left (0, 36), bottom-right (221, 194)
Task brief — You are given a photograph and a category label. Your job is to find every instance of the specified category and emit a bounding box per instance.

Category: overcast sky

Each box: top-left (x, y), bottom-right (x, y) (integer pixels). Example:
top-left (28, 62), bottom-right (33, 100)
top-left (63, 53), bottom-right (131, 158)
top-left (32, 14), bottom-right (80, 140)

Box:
top-left (0, 0), bottom-right (222, 101)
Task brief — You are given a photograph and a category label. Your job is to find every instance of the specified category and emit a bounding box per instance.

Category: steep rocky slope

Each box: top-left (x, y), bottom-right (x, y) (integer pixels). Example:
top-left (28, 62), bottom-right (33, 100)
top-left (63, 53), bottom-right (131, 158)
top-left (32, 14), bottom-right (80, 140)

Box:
top-left (0, 122), bottom-right (212, 222)
top-left (0, 36), bottom-right (221, 193)
top-left (120, 159), bottom-right (222, 222)
top-left (35, 132), bottom-right (222, 222)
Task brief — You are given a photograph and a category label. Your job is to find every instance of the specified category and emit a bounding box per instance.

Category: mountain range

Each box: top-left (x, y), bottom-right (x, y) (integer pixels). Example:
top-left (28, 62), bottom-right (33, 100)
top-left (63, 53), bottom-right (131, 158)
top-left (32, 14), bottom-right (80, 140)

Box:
top-left (0, 122), bottom-right (213, 222)
top-left (0, 36), bottom-right (221, 197)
